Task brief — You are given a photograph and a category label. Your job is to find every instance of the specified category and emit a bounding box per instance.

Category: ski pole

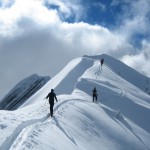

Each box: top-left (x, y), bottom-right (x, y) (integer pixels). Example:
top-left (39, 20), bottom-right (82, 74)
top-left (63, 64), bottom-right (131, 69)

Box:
top-left (42, 98), bottom-right (47, 113)
top-left (56, 99), bottom-right (59, 110)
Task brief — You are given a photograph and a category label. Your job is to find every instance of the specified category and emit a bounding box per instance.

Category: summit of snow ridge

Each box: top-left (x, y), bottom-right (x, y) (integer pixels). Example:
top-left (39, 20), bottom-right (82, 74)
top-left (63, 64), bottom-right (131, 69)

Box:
top-left (84, 54), bottom-right (150, 95)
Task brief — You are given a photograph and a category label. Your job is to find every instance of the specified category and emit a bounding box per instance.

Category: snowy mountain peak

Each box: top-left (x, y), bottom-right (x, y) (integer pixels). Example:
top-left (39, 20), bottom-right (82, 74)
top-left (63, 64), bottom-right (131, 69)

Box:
top-left (84, 54), bottom-right (150, 95)
top-left (0, 54), bottom-right (150, 150)
top-left (0, 74), bottom-right (50, 110)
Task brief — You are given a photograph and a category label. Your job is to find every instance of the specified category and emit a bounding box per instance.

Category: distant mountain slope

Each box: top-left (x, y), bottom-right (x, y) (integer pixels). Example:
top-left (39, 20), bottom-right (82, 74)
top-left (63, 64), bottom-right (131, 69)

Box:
top-left (0, 74), bottom-right (50, 110)
top-left (85, 54), bottom-right (150, 95)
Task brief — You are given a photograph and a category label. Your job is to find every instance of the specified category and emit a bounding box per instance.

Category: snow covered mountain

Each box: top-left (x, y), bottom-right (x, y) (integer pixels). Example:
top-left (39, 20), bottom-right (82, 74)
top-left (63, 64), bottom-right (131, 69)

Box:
top-left (0, 74), bottom-right (50, 110)
top-left (85, 55), bottom-right (150, 95)
top-left (0, 54), bottom-right (150, 150)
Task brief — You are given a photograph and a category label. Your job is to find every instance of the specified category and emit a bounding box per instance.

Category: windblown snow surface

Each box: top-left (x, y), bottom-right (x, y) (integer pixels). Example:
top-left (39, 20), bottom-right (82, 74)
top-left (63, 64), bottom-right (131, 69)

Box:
top-left (0, 54), bottom-right (150, 150)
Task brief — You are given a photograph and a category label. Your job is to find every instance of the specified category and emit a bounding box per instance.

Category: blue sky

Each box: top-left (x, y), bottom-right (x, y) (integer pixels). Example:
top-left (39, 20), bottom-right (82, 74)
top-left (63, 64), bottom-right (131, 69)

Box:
top-left (0, 0), bottom-right (150, 99)
top-left (46, 0), bottom-right (122, 26)
top-left (44, 0), bottom-right (150, 48)
top-left (63, 0), bottom-right (120, 26)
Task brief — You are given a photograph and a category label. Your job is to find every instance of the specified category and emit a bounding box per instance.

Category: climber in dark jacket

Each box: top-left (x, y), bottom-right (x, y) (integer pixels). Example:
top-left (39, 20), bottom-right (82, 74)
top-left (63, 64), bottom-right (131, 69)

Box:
top-left (100, 58), bottom-right (104, 66)
top-left (93, 87), bottom-right (98, 102)
top-left (46, 89), bottom-right (58, 117)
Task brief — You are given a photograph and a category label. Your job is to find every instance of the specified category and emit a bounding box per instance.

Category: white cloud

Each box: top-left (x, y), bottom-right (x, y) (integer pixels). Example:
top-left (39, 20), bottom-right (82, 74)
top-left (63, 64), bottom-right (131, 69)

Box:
top-left (0, 0), bottom-right (15, 8)
top-left (44, 0), bottom-right (83, 21)
top-left (110, 0), bottom-right (150, 77)
top-left (117, 0), bottom-right (150, 38)
top-left (122, 40), bottom-right (150, 76)
top-left (0, 0), bottom-right (60, 36)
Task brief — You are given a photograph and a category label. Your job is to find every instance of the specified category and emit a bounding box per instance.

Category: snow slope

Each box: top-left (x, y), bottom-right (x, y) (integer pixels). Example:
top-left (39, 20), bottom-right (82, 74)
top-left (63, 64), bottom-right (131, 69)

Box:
top-left (85, 54), bottom-right (150, 95)
top-left (0, 54), bottom-right (150, 150)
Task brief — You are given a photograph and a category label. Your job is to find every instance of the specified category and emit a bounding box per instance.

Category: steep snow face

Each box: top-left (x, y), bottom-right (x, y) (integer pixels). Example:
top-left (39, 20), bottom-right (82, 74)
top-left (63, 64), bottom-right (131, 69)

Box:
top-left (74, 58), bottom-right (150, 133)
top-left (86, 54), bottom-right (150, 95)
top-left (21, 57), bottom-right (94, 107)
top-left (0, 54), bottom-right (150, 150)
top-left (0, 74), bottom-right (50, 110)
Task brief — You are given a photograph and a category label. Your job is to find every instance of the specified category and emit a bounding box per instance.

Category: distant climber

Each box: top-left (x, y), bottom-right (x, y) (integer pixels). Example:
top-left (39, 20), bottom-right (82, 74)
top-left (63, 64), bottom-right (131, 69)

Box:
top-left (46, 89), bottom-right (58, 117)
top-left (93, 87), bottom-right (98, 102)
top-left (100, 58), bottom-right (104, 66)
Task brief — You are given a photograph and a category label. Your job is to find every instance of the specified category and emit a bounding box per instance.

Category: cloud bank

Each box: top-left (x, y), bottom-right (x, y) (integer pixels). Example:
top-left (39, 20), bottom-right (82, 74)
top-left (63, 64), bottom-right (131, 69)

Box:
top-left (0, 0), bottom-right (150, 99)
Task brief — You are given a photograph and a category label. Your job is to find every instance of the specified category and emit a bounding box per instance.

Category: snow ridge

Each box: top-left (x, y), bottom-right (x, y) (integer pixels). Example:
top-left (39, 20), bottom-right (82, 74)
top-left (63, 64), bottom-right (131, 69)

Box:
top-left (0, 54), bottom-right (150, 150)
